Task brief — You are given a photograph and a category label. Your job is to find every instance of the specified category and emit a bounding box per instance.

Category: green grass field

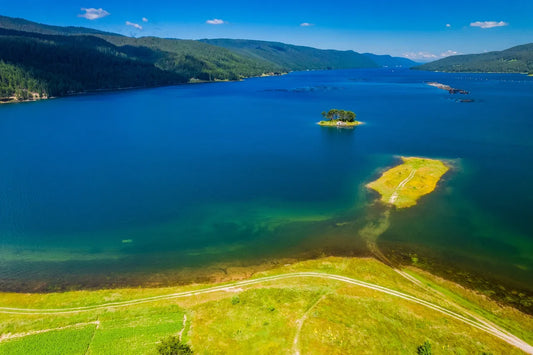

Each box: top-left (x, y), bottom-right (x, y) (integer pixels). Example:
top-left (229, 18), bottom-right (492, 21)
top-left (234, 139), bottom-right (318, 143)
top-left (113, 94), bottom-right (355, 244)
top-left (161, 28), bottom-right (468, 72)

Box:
top-left (366, 157), bottom-right (449, 208)
top-left (1, 257), bottom-right (532, 354)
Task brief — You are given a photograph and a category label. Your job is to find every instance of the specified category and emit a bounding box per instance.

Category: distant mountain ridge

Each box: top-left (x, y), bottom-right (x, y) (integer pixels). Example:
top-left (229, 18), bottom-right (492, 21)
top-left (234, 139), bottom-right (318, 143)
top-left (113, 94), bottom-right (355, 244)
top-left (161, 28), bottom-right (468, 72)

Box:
top-left (0, 14), bottom-right (120, 37)
top-left (362, 53), bottom-right (418, 68)
top-left (0, 14), bottom-right (415, 101)
top-left (200, 39), bottom-right (417, 70)
top-left (200, 39), bottom-right (374, 70)
top-left (415, 43), bottom-right (533, 74)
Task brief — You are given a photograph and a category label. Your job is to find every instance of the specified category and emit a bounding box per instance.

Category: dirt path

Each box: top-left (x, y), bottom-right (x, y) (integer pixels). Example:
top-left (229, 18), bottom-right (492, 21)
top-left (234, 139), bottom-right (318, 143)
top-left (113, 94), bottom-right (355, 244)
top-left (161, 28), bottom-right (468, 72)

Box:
top-left (389, 168), bottom-right (416, 204)
top-left (0, 321), bottom-right (100, 343)
top-left (178, 314), bottom-right (187, 341)
top-left (292, 294), bottom-right (328, 355)
top-left (1, 272), bottom-right (531, 354)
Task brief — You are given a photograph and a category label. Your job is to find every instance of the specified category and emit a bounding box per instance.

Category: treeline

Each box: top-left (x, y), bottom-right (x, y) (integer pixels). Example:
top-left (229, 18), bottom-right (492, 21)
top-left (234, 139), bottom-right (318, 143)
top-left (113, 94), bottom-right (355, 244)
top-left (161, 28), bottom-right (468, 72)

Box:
top-left (0, 60), bottom-right (46, 100)
top-left (321, 109), bottom-right (357, 122)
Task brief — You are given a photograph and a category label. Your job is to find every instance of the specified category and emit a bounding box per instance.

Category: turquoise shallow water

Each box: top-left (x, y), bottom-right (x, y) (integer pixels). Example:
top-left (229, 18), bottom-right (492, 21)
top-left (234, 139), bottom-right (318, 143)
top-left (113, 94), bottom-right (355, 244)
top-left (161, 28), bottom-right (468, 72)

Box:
top-left (0, 68), bottom-right (532, 291)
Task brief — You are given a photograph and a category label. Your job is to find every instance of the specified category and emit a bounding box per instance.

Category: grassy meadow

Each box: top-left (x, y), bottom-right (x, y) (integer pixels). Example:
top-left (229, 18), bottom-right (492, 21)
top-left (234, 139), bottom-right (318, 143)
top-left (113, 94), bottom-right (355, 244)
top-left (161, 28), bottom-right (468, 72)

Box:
top-left (1, 257), bottom-right (532, 354)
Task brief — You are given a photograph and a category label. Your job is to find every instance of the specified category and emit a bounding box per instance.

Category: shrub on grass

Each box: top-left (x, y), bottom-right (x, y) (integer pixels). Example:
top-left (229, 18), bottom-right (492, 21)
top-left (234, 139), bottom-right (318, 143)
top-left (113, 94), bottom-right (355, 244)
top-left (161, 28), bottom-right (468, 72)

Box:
top-left (231, 296), bottom-right (240, 305)
top-left (417, 340), bottom-right (432, 355)
top-left (157, 336), bottom-right (193, 355)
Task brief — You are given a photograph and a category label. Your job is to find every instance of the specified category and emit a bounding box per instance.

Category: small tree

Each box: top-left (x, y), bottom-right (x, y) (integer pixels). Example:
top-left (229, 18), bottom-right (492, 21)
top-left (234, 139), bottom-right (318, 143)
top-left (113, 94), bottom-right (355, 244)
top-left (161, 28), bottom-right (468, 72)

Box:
top-left (157, 336), bottom-right (193, 355)
top-left (322, 109), bottom-right (356, 122)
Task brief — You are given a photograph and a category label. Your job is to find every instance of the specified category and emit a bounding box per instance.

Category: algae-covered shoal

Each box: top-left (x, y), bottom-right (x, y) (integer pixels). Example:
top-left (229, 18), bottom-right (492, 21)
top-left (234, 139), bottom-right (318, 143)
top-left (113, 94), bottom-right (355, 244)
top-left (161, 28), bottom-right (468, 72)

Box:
top-left (366, 157), bottom-right (449, 208)
top-left (1, 257), bottom-right (532, 355)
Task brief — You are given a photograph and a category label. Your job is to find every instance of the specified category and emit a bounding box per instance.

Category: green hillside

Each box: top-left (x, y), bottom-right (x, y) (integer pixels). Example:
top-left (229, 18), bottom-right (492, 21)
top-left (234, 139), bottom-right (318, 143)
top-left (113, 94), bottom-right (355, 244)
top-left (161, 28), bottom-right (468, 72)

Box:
top-left (0, 29), bottom-right (186, 99)
top-left (200, 38), bottom-right (378, 71)
top-left (98, 36), bottom-right (280, 80)
top-left (415, 43), bottom-right (533, 73)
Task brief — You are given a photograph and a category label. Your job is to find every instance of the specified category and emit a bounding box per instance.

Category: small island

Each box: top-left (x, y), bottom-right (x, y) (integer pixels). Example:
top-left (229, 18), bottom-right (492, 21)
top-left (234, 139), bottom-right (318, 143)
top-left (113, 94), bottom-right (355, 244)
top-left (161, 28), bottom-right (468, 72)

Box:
top-left (318, 109), bottom-right (361, 127)
top-left (366, 157), bottom-right (449, 208)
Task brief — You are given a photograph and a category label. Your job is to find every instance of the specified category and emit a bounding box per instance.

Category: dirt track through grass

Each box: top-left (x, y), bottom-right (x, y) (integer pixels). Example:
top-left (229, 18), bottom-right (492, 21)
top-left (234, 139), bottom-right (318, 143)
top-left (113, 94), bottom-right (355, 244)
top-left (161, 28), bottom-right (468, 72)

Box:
top-left (1, 272), bottom-right (532, 353)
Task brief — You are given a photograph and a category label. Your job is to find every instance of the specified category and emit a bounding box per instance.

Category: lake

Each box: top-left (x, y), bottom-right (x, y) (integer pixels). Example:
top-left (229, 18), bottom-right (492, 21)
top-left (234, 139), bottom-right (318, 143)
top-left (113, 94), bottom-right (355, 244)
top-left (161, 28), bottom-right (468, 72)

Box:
top-left (0, 68), bottom-right (532, 294)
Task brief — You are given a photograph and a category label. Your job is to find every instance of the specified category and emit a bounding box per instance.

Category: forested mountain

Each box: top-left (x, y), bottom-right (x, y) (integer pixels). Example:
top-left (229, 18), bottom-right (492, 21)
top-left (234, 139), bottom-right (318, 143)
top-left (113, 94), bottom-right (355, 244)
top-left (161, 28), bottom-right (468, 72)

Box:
top-left (362, 53), bottom-right (417, 68)
top-left (0, 28), bottom-right (186, 99)
top-left (415, 44), bottom-right (533, 73)
top-left (0, 18), bottom-right (280, 100)
top-left (98, 36), bottom-right (280, 80)
top-left (0, 14), bottom-right (424, 102)
top-left (200, 39), bottom-right (377, 71)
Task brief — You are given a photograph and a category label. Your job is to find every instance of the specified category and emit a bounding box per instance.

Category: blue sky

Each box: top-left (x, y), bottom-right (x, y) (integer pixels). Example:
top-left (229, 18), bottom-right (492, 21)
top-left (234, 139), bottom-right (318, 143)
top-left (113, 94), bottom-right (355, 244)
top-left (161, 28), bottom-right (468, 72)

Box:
top-left (2, 0), bottom-right (532, 60)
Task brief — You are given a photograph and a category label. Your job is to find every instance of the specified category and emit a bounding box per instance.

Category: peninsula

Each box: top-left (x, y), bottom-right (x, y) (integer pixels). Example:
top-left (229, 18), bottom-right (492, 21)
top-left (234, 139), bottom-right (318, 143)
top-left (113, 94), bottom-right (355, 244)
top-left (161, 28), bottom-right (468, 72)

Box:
top-left (366, 157), bottom-right (449, 208)
top-left (318, 109), bottom-right (361, 127)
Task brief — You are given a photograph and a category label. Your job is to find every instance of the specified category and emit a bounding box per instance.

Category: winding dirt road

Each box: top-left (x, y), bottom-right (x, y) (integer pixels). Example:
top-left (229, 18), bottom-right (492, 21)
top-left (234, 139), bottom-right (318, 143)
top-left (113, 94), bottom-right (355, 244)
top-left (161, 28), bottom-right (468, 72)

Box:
top-left (1, 272), bottom-right (531, 354)
top-left (389, 168), bottom-right (416, 204)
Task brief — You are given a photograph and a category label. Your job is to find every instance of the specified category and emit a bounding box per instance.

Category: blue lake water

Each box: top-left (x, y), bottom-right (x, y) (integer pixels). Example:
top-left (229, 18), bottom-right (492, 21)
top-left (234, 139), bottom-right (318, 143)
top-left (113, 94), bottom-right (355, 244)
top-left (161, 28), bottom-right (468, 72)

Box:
top-left (0, 68), bottom-right (532, 292)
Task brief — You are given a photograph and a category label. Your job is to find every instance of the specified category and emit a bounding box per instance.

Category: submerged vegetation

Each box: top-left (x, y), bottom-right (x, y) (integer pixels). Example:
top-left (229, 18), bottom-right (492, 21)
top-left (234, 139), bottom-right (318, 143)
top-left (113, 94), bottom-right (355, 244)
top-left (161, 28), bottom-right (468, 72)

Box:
top-left (366, 157), bottom-right (449, 208)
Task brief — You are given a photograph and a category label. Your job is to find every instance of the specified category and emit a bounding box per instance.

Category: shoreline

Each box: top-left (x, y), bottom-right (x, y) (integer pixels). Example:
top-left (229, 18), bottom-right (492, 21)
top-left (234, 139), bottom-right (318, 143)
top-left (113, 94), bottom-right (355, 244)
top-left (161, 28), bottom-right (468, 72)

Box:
top-left (1, 249), bottom-right (531, 316)
top-left (1, 256), bottom-right (532, 354)
top-left (0, 72), bottom-right (289, 105)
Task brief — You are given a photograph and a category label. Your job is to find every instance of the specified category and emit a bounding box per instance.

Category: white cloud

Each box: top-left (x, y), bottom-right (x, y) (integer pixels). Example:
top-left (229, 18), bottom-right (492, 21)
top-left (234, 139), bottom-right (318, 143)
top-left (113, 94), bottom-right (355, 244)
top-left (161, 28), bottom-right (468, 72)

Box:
top-left (126, 21), bottom-right (143, 30)
top-left (446, 23), bottom-right (451, 28)
top-left (206, 19), bottom-right (225, 25)
top-left (78, 8), bottom-right (110, 20)
top-left (470, 21), bottom-right (508, 29)
top-left (402, 50), bottom-right (460, 60)
top-left (441, 50), bottom-right (459, 57)
top-left (402, 52), bottom-right (438, 60)
top-left (142, 17), bottom-right (148, 22)
top-left (300, 22), bottom-right (314, 27)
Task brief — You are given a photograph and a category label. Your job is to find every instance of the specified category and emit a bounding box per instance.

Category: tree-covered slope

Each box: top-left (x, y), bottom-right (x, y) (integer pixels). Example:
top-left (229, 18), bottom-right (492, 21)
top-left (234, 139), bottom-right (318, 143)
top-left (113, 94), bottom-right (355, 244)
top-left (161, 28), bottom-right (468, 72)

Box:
top-left (0, 29), bottom-right (186, 98)
top-left (0, 14), bottom-right (119, 36)
top-left (99, 36), bottom-right (281, 80)
top-left (200, 39), bottom-right (378, 71)
top-left (414, 43), bottom-right (533, 73)
top-left (362, 53), bottom-right (417, 68)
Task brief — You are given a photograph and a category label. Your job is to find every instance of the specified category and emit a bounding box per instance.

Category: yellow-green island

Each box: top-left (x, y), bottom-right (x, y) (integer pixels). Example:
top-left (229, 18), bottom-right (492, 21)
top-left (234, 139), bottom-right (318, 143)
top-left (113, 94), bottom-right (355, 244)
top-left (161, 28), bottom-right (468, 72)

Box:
top-left (366, 156), bottom-right (449, 208)
top-left (1, 257), bottom-right (532, 354)
top-left (318, 120), bottom-right (361, 127)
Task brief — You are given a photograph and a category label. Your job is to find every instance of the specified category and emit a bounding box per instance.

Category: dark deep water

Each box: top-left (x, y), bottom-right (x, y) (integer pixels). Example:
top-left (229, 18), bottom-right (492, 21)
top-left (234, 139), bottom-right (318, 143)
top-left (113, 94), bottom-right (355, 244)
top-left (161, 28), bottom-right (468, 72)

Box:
top-left (0, 68), bottom-right (532, 293)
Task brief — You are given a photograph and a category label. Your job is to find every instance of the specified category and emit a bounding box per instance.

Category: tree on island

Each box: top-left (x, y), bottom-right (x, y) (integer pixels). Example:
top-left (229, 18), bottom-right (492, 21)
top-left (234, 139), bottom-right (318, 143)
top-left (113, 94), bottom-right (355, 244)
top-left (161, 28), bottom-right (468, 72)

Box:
top-left (321, 109), bottom-right (356, 122)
